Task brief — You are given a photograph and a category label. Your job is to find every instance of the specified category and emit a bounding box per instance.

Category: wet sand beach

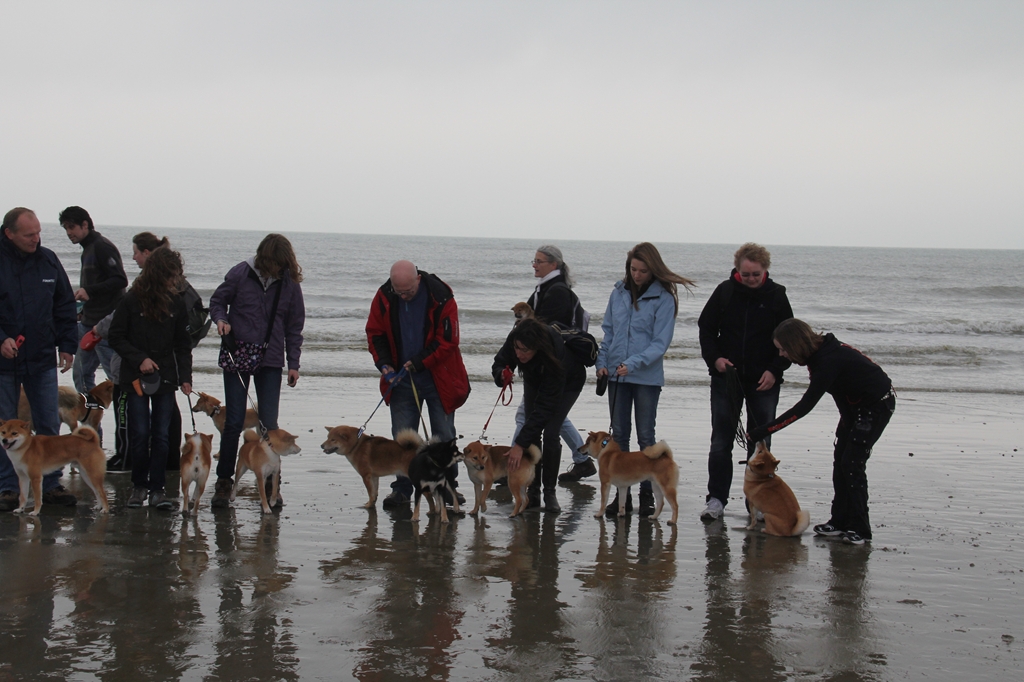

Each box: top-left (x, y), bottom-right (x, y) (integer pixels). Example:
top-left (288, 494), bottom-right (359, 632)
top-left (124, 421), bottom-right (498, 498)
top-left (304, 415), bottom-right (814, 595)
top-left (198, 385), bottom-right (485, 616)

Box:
top-left (2, 376), bottom-right (1022, 681)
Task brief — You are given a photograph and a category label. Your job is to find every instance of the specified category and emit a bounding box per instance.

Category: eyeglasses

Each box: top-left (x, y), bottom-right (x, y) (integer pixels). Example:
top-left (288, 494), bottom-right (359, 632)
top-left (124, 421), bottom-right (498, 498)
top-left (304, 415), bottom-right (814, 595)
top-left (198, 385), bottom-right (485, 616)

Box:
top-left (739, 271), bottom-right (764, 278)
top-left (531, 259), bottom-right (551, 266)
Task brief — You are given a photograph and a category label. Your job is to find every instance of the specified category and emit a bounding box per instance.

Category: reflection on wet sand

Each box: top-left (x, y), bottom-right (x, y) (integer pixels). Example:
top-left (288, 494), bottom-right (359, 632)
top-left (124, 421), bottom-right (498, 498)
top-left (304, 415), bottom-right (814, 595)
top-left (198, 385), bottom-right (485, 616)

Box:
top-left (321, 509), bottom-right (464, 680)
top-left (210, 508), bottom-right (299, 681)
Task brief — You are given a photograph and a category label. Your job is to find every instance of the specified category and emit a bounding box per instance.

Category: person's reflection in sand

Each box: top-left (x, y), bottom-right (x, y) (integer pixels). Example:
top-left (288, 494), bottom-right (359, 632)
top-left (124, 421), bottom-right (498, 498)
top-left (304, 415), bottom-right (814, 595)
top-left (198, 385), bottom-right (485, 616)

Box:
top-left (323, 510), bottom-right (464, 680)
top-left (816, 540), bottom-right (882, 677)
top-left (210, 510), bottom-right (298, 681)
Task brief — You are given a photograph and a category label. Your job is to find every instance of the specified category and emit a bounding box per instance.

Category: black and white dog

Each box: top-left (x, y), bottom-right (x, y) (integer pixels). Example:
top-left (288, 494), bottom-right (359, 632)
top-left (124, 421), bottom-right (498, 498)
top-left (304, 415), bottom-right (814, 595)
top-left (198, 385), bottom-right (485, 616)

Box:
top-left (408, 438), bottom-right (463, 523)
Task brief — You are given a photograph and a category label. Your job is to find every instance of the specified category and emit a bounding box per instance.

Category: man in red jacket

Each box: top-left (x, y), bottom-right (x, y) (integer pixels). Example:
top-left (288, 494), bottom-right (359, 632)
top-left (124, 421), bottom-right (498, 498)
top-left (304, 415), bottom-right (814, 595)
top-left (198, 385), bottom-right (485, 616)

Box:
top-left (366, 260), bottom-right (470, 507)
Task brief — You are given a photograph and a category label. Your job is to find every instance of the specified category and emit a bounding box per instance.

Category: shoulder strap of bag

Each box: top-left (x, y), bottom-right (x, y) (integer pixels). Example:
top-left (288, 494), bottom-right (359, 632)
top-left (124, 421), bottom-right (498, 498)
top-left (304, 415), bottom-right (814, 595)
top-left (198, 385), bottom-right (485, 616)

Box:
top-left (262, 281), bottom-right (284, 347)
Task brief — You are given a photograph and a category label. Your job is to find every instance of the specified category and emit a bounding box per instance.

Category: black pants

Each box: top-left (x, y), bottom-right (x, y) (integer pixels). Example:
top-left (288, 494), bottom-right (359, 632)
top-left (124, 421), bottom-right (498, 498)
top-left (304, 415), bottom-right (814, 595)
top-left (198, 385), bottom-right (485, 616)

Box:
top-left (523, 386), bottom-right (581, 492)
top-left (110, 385), bottom-right (182, 471)
top-left (830, 393), bottom-right (896, 539)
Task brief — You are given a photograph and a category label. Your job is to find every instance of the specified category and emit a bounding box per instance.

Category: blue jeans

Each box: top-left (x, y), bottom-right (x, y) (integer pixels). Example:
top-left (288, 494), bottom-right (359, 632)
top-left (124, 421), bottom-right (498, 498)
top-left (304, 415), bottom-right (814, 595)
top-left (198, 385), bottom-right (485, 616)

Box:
top-left (127, 390), bottom-right (175, 491)
top-left (513, 400), bottom-right (586, 463)
top-left (707, 375), bottom-right (780, 507)
top-left (388, 372), bottom-right (457, 496)
top-left (73, 322), bottom-right (114, 393)
top-left (0, 368), bottom-right (64, 494)
top-left (216, 367), bottom-right (282, 481)
top-left (607, 380), bottom-right (662, 494)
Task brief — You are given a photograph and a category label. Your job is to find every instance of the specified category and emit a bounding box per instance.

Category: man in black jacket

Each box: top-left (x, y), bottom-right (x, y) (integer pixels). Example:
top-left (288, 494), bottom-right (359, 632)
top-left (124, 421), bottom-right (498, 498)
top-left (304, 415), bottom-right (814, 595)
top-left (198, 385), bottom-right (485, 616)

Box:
top-left (60, 206), bottom-right (127, 394)
top-left (697, 243), bottom-right (793, 521)
top-left (0, 207), bottom-right (80, 511)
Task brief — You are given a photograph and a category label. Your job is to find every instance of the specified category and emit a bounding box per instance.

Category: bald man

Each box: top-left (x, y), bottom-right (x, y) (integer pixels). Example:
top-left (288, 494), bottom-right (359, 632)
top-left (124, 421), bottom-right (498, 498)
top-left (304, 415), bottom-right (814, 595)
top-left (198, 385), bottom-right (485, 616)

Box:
top-left (366, 261), bottom-right (471, 506)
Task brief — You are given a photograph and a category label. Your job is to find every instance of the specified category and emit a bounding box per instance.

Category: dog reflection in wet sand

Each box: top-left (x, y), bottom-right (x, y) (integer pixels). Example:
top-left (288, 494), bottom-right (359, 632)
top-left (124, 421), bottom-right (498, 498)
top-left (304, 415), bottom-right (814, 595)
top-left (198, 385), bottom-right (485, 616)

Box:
top-left (579, 430), bottom-right (679, 524)
top-left (230, 428), bottom-right (300, 514)
top-left (742, 443), bottom-right (810, 537)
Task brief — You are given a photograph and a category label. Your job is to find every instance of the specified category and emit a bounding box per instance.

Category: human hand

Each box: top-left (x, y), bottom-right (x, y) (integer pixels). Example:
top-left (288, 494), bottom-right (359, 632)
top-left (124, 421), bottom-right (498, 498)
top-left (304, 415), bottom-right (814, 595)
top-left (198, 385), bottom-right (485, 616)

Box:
top-left (216, 320), bottom-right (231, 336)
top-left (756, 370), bottom-right (776, 391)
top-left (507, 444), bottom-right (524, 472)
top-left (714, 357), bottom-right (734, 373)
top-left (181, 382), bottom-right (192, 396)
top-left (0, 338), bottom-right (18, 359)
top-left (747, 427), bottom-right (769, 445)
top-left (596, 367), bottom-right (608, 378)
top-left (58, 352), bottom-right (74, 373)
top-left (287, 369), bottom-right (299, 387)
top-left (615, 363), bottom-right (628, 377)
top-left (140, 358), bottom-right (159, 374)
top-left (501, 366), bottom-right (514, 387)
top-left (74, 288), bottom-right (90, 302)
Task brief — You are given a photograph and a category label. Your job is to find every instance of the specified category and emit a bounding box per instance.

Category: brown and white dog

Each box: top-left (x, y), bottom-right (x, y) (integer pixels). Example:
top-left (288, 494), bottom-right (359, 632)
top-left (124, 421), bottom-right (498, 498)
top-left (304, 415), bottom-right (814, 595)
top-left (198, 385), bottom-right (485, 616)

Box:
top-left (320, 425), bottom-right (424, 508)
top-left (579, 430), bottom-right (679, 524)
top-left (231, 428), bottom-right (300, 514)
top-left (743, 443), bottom-right (810, 537)
top-left (191, 392), bottom-right (260, 435)
top-left (0, 419), bottom-right (109, 516)
top-left (462, 440), bottom-right (541, 517)
top-left (511, 302), bottom-right (535, 326)
top-left (18, 380), bottom-right (114, 434)
top-left (180, 431), bottom-right (214, 516)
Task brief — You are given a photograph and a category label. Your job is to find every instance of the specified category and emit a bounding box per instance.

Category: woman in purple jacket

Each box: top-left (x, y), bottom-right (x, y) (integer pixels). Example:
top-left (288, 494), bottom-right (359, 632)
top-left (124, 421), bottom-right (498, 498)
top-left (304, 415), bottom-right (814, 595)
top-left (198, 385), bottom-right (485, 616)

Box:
top-left (208, 234), bottom-right (305, 508)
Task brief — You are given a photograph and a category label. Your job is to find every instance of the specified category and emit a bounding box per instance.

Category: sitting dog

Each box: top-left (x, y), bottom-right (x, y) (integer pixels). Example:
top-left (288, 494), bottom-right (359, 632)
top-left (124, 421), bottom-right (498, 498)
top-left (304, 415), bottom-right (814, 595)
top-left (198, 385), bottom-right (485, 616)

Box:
top-left (0, 419), bottom-right (109, 516)
top-left (407, 438), bottom-right (463, 523)
top-left (743, 443), bottom-right (810, 537)
top-left (192, 392), bottom-right (260, 435)
top-left (230, 428), bottom-right (300, 514)
top-left (180, 431), bottom-right (214, 516)
top-left (462, 440), bottom-right (541, 517)
top-left (579, 430), bottom-right (679, 524)
top-left (321, 425), bottom-right (424, 508)
top-left (511, 302), bottom-right (535, 326)
top-left (17, 380), bottom-right (114, 434)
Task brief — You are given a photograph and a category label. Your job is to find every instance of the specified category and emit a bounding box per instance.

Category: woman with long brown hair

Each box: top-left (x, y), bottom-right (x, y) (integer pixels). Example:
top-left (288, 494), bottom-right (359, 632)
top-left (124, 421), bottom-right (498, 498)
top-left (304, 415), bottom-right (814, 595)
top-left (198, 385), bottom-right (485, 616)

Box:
top-left (595, 242), bottom-right (694, 516)
top-left (208, 234), bottom-right (306, 508)
top-left (107, 247), bottom-right (193, 510)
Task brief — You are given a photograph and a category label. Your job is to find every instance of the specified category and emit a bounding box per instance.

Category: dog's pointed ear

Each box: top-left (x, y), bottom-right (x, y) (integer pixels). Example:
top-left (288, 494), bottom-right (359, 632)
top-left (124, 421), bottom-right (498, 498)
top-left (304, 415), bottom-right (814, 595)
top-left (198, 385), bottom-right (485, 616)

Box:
top-left (324, 426), bottom-right (331, 432)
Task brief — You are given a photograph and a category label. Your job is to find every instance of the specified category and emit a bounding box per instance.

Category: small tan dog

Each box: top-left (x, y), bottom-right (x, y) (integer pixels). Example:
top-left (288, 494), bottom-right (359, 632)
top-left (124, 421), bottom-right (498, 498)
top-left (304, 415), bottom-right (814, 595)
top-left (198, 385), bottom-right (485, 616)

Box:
top-left (231, 428), bottom-right (300, 514)
top-left (18, 380), bottom-right (114, 433)
top-left (191, 392), bottom-right (260, 434)
top-left (580, 430), bottom-right (679, 524)
top-left (0, 419), bottom-right (109, 516)
top-left (511, 302), bottom-right (535, 326)
top-left (180, 432), bottom-right (214, 516)
top-left (743, 443), bottom-right (810, 537)
top-left (320, 425), bottom-right (424, 508)
top-left (462, 440), bottom-right (541, 517)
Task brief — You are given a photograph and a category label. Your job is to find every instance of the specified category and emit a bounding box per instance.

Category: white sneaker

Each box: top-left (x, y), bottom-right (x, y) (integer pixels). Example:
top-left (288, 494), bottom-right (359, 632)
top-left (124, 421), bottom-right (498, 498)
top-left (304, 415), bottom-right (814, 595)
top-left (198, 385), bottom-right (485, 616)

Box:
top-left (700, 497), bottom-right (725, 521)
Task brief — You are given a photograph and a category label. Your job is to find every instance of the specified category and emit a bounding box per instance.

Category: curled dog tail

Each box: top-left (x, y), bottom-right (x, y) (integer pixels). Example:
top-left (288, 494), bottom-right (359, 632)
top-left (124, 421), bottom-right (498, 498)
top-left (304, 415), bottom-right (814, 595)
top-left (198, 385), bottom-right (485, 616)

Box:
top-left (395, 429), bottom-right (425, 450)
top-left (242, 429), bottom-right (260, 443)
top-left (792, 509), bottom-right (811, 536)
top-left (72, 425), bottom-right (100, 444)
top-left (523, 444), bottom-right (542, 465)
top-left (642, 441), bottom-right (672, 460)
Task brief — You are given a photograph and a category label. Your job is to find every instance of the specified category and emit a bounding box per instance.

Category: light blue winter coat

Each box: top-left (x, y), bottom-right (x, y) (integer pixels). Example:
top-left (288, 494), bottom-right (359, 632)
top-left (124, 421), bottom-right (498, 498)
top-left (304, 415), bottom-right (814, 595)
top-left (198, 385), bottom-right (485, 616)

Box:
top-left (596, 279), bottom-right (676, 386)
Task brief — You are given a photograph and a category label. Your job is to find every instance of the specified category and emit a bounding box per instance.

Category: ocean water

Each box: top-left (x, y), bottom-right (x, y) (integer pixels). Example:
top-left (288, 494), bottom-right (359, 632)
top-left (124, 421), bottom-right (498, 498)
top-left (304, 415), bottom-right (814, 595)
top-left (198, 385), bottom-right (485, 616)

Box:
top-left (44, 224), bottom-right (1024, 396)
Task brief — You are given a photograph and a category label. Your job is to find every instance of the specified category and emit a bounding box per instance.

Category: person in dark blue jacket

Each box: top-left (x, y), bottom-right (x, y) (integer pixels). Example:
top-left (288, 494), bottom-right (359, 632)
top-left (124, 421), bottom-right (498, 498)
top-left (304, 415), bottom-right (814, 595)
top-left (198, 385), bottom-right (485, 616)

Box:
top-left (748, 318), bottom-right (896, 545)
top-left (0, 207), bottom-right (80, 512)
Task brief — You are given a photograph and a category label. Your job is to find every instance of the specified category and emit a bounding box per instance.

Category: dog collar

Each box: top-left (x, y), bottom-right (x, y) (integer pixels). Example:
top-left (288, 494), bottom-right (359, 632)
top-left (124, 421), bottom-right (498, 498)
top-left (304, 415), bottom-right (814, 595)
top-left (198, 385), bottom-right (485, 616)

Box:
top-left (212, 406), bottom-right (222, 416)
top-left (601, 438), bottom-right (609, 447)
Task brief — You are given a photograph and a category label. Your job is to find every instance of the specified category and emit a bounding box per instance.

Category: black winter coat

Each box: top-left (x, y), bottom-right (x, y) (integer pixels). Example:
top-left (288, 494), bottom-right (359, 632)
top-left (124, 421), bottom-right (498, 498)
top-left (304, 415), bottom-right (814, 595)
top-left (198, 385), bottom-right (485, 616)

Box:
top-left (0, 233), bottom-right (78, 375)
top-left (107, 289), bottom-right (193, 394)
top-left (698, 271), bottom-right (794, 384)
top-left (527, 274), bottom-right (576, 326)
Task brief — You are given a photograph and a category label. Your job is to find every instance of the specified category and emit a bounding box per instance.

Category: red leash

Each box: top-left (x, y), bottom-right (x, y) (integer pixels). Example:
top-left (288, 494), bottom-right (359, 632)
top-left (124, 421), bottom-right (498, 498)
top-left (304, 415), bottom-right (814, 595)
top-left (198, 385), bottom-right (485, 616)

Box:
top-left (478, 367), bottom-right (514, 442)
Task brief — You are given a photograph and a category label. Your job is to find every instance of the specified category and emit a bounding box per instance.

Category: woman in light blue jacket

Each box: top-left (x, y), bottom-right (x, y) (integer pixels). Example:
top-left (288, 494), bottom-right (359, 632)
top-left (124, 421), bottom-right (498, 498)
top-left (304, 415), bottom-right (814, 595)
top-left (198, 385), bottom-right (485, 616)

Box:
top-left (596, 242), bottom-right (694, 516)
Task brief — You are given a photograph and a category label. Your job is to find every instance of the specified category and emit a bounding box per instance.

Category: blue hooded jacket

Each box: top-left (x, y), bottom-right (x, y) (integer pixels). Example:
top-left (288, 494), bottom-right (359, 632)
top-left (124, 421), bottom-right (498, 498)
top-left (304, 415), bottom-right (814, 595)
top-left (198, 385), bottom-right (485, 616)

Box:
top-left (595, 279), bottom-right (676, 387)
top-left (0, 231), bottom-right (78, 375)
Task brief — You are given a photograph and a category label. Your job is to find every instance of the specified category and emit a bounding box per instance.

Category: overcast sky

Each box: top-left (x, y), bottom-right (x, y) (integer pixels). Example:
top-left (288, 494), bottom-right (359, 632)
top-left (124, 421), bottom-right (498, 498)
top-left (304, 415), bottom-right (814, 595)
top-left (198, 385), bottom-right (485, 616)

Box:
top-left (2, 1), bottom-right (1021, 248)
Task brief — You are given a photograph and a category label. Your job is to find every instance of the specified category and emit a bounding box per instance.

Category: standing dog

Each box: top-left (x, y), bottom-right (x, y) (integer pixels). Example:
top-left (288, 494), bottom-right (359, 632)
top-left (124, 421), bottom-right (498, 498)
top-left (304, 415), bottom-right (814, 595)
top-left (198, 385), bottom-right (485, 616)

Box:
top-left (231, 428), bottom-right (301, 514)
top-left (17, 380), bottom-right (114, 434)
top-left (407, 438), bottom-right (463, 523)
top-left (743, 443), bottom-right (810, 537)
top-left (321, 425), bottom-right (424, 508)
top-left (579, 430), bottom-right (679, 524)
top-left (462, 440), bottom-right (541, 517)
top-left (0, 419), bottom-right (109, 515)
top-left (180, 432), bottom-right (214, 516)
top-left (191, 392), bottom-right (260, 435)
